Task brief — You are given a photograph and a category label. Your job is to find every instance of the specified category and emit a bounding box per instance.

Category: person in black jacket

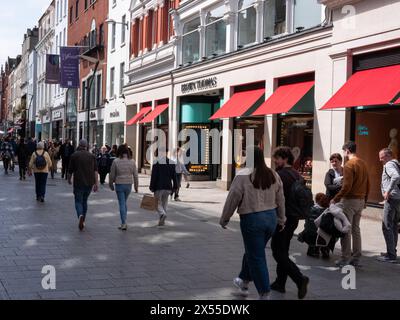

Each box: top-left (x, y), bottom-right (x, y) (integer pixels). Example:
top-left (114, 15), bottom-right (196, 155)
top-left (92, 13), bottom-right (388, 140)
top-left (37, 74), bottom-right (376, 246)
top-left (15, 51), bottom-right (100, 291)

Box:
top-left (16, 138), bottom-right (29, 180)
top-left (298, 193), bottom-right (330, 259)
top-left (97, 146), bottom-right (111, 184)
top-left (60, 139), bottom-right (75, 180)
top-left (150, 147), bottom-right (178, 227)
top-left (325, 153), bottom-right (343, 200)
top-left (270, 147), bottom-right (309, 300)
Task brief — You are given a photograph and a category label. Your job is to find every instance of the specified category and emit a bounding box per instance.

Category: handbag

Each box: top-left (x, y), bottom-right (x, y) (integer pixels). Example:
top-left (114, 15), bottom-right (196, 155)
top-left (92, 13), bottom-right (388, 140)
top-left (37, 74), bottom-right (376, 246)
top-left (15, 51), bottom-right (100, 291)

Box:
top-left (140, 194), bottom-right (158, 211)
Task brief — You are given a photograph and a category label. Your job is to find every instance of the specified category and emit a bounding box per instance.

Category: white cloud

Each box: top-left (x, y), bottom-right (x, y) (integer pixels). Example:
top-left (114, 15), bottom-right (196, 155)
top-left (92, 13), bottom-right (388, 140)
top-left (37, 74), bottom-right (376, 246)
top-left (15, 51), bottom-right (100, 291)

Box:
top-left (0, 0), bottom-right (52, 67)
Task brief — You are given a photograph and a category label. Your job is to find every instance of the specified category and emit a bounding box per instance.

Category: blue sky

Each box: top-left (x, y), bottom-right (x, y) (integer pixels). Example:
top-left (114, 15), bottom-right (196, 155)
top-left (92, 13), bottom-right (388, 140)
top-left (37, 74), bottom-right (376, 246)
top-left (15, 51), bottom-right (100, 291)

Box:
top-left (0, 0), bottom-right (51, 68)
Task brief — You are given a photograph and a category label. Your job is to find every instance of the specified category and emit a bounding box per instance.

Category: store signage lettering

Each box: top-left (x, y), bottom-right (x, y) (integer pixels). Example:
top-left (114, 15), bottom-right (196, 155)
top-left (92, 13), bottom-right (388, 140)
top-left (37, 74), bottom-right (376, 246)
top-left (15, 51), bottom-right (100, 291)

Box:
top-left (357, 125), bottom-right (369, 136)
top-left (53, 111), bottom-right (62, 120)
top-left (110, 110), bottom-right (120, 118)
top-left (90, 111), bottom-right (97, 119)
top-left (181, 77), bottom-right (218, 94)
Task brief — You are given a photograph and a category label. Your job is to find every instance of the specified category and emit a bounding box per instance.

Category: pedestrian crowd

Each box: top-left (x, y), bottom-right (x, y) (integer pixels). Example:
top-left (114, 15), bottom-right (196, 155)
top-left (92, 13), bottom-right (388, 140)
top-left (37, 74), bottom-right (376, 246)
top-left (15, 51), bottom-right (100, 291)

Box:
top-left (1, 134), bottom-right (399, 300)
top-left (220, 141), bottom-right (399, 300)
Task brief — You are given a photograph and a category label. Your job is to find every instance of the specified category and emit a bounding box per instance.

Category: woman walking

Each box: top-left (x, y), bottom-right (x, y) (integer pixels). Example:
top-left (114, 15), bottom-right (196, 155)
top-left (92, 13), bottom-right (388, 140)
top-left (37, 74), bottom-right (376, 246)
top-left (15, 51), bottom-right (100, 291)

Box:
top-left (109, 144), bottom-right (139, 230)
top-left (220, 146), bottom-right (286, 300)
top-left (28, 142), bottom-right (52, 202)
top-left (48, 141), bottom-right (60, 179)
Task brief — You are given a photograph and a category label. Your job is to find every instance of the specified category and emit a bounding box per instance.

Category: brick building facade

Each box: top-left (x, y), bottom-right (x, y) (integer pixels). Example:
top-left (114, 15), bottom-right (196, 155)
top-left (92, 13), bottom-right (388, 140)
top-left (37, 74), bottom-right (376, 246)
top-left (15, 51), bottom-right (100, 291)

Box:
top-left (68, 0), bottom-right (109, 146)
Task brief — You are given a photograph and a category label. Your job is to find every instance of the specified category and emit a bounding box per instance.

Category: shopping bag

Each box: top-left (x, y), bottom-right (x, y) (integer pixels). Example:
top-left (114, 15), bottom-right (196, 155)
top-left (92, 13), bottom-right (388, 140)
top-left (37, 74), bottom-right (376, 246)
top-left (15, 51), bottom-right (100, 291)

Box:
top-left (140, 194), bottom-right (158, 211)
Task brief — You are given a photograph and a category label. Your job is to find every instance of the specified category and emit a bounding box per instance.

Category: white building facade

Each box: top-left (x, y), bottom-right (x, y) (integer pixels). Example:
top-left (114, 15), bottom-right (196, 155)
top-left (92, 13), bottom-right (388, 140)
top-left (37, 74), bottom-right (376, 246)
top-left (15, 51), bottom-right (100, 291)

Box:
top-left (35, 1), bottom-right (55, 141)
top-left (104, 0), bottom-right (131, 147)
top-left (51, 0), bottom-right (69, 142)
top-left (123, 0), bottom-right (400, 211)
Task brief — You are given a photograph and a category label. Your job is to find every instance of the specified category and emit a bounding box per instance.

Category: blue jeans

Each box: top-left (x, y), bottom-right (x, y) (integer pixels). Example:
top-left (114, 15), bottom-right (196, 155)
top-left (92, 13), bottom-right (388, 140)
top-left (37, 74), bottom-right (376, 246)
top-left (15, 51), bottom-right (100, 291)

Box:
top-left (239, 209), bottom-right (277, 295)
top-left (73, 186), bottom-right (92, 219)
top-left (34, 173), bottom-right (48, 198)
top-left (115, 184), bottom-right (132, 224)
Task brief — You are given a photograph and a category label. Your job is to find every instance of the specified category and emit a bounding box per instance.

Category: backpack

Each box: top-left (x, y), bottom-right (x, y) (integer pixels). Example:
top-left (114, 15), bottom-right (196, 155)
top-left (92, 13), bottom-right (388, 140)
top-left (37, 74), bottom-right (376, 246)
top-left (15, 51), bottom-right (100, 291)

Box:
top-left (288, 171), bottom-right (314, 220)
top-left (35, 151), bottom-right (47, 170)
top-left (384, 160), bottom-right (400, 190)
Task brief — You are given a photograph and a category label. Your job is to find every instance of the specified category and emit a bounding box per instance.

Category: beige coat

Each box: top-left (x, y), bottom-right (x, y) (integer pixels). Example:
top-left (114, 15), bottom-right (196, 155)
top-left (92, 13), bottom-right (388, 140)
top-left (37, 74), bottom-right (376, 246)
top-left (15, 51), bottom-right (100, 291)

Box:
top-left (29, 150), bottom-right (52, 173)
top-left (220, 168), bottom-right (286, 227)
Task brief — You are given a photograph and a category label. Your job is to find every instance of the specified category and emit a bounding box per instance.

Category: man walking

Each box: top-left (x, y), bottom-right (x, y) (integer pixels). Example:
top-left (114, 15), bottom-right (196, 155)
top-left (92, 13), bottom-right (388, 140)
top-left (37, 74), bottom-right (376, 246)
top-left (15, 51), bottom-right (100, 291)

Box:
top-left (377, 148), bottom-right (400, 262)
top-left (28, 142), bottom-right (52, 202)
top-left (60, 139), bottom-right (75, 180)
top-left (270, 147), bottom-right (310, 299)
top-left (332, 141), bottom-right (370, 267)
top-left (68, 139), bottom-right (99, 231)
top-left (150, 147), bottom-right (178, 226)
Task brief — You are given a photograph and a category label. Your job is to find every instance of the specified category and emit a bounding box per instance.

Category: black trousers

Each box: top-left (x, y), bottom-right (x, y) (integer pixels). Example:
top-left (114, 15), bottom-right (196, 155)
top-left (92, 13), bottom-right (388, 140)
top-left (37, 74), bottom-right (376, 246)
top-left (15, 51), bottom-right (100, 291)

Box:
top-left (18, 160), bottom-right (27, 178)
top-left (99, 169), bottom-right (108, 184)
top-left (271, 215), bottom-right (304, 288)
top-left (61, 157), bottom-right (70, 179)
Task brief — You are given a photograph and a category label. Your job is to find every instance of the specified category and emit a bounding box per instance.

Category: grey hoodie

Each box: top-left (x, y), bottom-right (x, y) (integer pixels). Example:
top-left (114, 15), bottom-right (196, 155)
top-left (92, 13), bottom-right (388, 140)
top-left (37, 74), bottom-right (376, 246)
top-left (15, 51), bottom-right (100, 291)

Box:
top-left (381, 160), bottom-right (400, 199)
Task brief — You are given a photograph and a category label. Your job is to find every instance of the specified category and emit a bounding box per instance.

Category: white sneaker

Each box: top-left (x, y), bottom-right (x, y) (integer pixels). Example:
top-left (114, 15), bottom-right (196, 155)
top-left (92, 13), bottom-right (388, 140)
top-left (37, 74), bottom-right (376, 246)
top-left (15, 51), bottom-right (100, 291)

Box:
top-left (118, 224), bottom-right (127, 231)
top-left (233, 277), bottom-right (249, 297)
top-left (259, 293), bottom-right (271, 300)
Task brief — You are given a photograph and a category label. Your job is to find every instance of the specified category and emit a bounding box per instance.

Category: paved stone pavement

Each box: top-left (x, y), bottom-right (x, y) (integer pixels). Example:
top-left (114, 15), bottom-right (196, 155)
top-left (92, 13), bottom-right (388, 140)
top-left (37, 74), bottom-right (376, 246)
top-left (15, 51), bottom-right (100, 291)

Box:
top-left (0, 168), bottom-right (399, 300)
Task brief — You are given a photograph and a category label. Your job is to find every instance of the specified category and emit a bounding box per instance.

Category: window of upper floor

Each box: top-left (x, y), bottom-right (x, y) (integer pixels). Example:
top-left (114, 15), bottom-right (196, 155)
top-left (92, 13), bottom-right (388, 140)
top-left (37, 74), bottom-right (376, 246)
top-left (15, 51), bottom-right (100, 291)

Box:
top-left (180, 0), bottom-right (323, 65)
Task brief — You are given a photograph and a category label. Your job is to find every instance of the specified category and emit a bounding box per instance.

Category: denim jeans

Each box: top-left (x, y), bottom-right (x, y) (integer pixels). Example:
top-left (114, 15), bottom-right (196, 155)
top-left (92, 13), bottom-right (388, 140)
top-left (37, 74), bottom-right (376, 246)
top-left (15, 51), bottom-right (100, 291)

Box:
top-left (34, 173), bottom-right (48, 198)
top-left (383, 198), bottom-right (400, 259)
top-left (115, 184), bottom-right (132, 225)
top-left (73, 186), bottom-right (92, 219)
top-left (238, 209), bottom-right (277, 295)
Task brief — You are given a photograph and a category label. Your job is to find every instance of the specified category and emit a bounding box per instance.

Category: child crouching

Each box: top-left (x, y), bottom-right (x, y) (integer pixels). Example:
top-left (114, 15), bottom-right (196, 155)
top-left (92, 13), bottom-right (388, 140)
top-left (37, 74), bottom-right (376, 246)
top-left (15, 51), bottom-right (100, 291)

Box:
top-left (298, 193), bottom-right (330, 259)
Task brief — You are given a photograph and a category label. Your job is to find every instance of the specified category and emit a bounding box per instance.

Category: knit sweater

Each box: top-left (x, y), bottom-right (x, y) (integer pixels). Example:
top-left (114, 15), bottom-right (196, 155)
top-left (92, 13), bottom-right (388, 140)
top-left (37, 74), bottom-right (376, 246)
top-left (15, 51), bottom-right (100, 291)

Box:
top-left (333, 156), bottom-right (370, 203)
top-left (220, 168), bottom-right (286, 226)
top-left (109, 157), bottom-right (139, 190)
top-left (29, 150), bottom-right (52, 173)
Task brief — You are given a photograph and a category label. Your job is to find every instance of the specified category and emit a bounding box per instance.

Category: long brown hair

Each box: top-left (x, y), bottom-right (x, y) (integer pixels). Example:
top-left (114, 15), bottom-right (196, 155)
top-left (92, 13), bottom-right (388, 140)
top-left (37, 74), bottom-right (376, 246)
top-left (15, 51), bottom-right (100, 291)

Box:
top-left (249, 146), bottom-right (276, 190)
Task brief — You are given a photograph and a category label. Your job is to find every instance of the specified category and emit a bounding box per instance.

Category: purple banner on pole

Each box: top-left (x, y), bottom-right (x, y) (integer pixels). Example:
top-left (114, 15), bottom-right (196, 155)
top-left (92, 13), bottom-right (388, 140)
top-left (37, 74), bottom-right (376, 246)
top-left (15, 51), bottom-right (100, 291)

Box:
top-left (45, 54), bottom-right (60, 84)
top-left (60, 46), bottom-right (80, 89)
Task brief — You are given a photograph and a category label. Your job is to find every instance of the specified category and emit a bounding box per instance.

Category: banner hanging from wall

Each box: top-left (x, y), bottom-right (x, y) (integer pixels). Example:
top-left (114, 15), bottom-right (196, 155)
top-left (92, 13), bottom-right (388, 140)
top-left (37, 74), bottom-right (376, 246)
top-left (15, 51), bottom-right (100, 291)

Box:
top-left (45, 54), bottom-right (60, 84)
top-left (60, 46), bottom-right (80, 89)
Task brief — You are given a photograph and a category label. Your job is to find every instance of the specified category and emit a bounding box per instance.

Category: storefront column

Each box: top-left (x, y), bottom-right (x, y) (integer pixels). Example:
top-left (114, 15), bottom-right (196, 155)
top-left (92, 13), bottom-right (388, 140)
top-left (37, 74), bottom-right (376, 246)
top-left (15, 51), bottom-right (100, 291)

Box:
top-left (218, 118), bottom-right (233, 190)
top-left (126, 105), bottom-right (138, 164)
top-left (264, 77), bottom-right (275, 167)
top-left (312, 52), bottom-right (351, 194)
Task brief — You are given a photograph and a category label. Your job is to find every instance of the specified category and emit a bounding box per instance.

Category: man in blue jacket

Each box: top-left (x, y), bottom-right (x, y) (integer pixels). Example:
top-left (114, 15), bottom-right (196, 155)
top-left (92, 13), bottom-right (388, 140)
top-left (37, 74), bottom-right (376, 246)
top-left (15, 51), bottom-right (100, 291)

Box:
top-left (150, 147), bottom-right (178, 226)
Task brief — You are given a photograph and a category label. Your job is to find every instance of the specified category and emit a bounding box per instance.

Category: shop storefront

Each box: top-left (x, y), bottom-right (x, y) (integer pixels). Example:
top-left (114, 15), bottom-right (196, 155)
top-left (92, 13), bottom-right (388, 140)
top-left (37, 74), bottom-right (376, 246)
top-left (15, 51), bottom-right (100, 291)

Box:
top-left (65, 89), bottom-right (78, 144)
top-left (105, 103), bottom-right (127, 147)
top-left (253, 75), bottom-right (316, 187)
top-left (321, 49), bottom-right (400, 204)
top-left (353, 107), bottom-right (400, 204)
top-left (42, 114), bottom-right (51, 141)
top-left (138, 101), bottom-right (170, 166)
top-left (180, 95), bottom-right (222, 181)
top-left (51, 109), bottom-right (64, 142)
top-left (77, 107), bottom-right (104, 147)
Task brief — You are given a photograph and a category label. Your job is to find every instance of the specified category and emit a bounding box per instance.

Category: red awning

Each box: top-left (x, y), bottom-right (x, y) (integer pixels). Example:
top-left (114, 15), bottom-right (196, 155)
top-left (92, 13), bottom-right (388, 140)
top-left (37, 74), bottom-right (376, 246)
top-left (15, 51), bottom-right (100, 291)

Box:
top-left (321, 64), bottom-right (400, 110)
top-left (126, 107), bottom-right (152, 126)
top-left (252, 81), bottom-right (315, 116)
top-left (209, 88), bottom-right (265, 120)
top-left (139, 104), bottom-right (169, 123)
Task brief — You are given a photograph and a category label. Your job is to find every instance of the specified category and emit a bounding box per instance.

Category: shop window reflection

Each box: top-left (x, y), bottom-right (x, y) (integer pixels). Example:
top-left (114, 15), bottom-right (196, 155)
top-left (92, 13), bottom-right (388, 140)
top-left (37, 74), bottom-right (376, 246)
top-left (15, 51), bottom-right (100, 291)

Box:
top-left (278, 116), bottom-right (314, 188)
